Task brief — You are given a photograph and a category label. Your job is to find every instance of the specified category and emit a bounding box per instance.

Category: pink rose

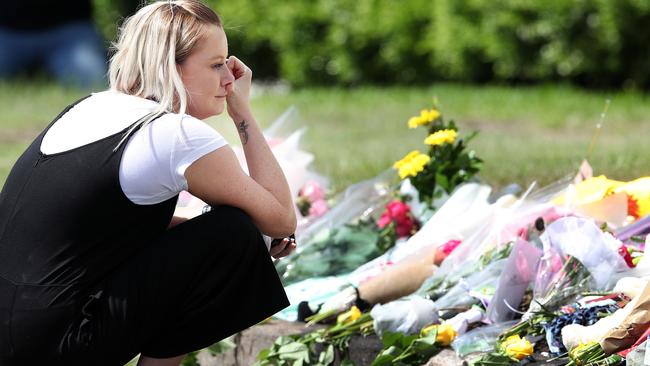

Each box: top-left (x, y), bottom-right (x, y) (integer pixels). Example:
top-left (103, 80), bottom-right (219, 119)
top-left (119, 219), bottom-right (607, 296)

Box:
top-left (377, 200), bottom-right (418, 237)
top-left (299, 181), bottom-right (325, 203)
top-left (377, 214), bottom-right (392, 229)
top-left (386, 200), bottom-right (411, 220)
top-left (308, 199), bottom-right (329, 217)
top-left (395, 217), bottom-right (415, 237)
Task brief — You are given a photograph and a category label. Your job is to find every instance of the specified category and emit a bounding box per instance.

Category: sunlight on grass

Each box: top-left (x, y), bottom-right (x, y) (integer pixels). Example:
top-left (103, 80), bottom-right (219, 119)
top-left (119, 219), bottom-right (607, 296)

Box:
top-left (1, 82), bottom-right (649, 192)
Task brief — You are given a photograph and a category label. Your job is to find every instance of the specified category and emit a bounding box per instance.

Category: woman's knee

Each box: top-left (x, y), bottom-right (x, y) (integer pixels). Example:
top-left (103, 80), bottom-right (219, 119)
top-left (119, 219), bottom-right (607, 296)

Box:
top-left (177, 205), bottom-right (263, 255)
top-left (204, 205), bottom-right (259, 235)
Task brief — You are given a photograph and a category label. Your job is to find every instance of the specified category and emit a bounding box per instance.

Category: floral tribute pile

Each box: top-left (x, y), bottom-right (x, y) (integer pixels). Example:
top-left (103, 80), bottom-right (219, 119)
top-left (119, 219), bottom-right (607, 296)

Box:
top-left (184, 106), bottom-right (650, 366)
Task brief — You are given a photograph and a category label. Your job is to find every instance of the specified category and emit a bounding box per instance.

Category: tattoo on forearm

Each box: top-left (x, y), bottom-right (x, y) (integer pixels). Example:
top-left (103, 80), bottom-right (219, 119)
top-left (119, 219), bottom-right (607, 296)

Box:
top-left (238, 120), bottom-right (250, 145)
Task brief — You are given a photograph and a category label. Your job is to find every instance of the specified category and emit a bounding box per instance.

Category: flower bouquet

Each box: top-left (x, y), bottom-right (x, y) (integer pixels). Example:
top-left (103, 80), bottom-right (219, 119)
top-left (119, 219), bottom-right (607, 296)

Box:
top-left (254, 307), bottom-right (374, 366)
top-left (371, 323), bottom-right (457, 366)
top-left (527, 254), bottom-right (592, 315)
top-left (470, 334), bottom-right (535, 366)
top-left (296, 181), bottom-right (330, 221)
top-left (566, 342), bottom-right (624, 366)
top-left (275, 172), bottom-right (394, 285)
top-left (375, 199), bottom-right (419, 253)
top-left (394, 106), bottom-right (482, 209)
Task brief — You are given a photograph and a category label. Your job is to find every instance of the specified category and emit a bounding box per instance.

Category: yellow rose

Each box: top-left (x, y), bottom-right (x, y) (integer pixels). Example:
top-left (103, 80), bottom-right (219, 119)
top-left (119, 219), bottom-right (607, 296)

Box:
top-left (420, 323), bottom-right (437, 337)
top-left (435, 323), bottom-right (457, 346)
top-left (419, 323), bottom-right (457, 346)
top-left (500, 335), bottom-right (534, 360)
top-left (336, 306), bottom-right (361, 325)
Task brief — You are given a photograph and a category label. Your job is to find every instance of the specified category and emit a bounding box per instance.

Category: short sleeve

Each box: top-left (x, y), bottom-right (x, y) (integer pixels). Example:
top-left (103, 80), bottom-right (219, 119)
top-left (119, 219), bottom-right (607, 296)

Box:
top-left (120, 114), bottom-right (228, 205)
top-left (171, 116), bottom-right (228, 191)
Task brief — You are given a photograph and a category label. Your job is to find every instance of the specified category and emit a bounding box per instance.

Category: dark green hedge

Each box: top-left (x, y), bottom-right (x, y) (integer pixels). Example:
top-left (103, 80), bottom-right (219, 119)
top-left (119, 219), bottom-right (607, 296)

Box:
top-left (94, 0), bottom-right (650, 89)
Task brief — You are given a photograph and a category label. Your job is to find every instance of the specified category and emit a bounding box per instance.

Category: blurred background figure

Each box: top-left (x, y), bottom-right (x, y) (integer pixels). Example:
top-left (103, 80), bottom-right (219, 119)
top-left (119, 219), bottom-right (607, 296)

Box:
top-left (0, 0), bottom-right (108, 88)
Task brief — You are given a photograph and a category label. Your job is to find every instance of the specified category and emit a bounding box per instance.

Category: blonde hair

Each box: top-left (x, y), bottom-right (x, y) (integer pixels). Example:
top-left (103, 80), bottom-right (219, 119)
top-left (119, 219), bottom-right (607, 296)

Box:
top-left (109, 0), bottom-right (221, 123)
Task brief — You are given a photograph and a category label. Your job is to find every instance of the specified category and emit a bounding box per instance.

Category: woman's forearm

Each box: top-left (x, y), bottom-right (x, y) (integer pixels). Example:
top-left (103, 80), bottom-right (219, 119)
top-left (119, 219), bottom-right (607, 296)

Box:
top-left (235, 112), bottom-right (296, 230)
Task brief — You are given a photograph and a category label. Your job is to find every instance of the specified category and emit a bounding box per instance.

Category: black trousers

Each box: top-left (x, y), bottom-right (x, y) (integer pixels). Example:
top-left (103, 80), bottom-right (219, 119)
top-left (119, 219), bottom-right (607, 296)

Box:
top-left (0, 206), bottom-right (289, 366)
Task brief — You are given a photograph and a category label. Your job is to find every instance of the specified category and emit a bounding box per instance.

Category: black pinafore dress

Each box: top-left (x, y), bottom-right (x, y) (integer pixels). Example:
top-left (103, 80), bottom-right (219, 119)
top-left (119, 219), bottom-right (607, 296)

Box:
top-left (0, 97), bottom-right (289, 365)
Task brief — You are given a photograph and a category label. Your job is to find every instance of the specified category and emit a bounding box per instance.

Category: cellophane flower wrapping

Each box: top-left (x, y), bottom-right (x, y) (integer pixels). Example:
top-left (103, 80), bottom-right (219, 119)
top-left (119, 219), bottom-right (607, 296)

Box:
top-left (529, 217), bottom-right (630, 315)
top-left (485, 239), bottom-right (543, 324)
top-left (275, 170), bottom-right (395, 285)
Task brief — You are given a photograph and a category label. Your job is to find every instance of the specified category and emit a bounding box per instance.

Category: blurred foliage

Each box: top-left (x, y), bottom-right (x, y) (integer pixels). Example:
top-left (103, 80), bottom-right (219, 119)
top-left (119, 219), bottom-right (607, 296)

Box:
top-left (93, 0), bottom-right (650, 89)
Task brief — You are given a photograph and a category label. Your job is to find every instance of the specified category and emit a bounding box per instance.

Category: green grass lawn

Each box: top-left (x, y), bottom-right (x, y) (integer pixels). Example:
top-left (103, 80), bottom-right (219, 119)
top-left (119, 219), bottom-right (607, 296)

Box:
top-left (1, 81), bottom-right (649, 193)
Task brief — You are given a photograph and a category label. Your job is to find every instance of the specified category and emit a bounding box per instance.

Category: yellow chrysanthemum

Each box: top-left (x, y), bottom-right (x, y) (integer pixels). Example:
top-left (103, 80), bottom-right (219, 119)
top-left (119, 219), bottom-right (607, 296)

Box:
top-left (393, 150), bottom-right (430, 179)
top-left (407, 108), bottom-right (441, 129)
top-left (408, 117), bottom-right (422, 129)
top-left (424, 129), bottom-right (457, 146)
top-left (336, 306), bottom-right (361, 325)
top-left (500, 335), bottom-right (534, 360)
top-left (393, 150), bottom-right (420, 169)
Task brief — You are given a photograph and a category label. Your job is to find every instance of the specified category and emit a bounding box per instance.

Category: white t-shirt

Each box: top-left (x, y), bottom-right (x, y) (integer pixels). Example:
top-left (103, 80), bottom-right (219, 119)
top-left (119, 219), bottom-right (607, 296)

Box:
top-left (40, 90), bottom-right (228, 205)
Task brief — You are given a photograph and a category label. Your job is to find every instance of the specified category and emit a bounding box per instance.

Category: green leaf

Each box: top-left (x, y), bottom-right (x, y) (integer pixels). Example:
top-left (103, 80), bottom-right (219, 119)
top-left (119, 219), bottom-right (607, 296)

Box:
top-left (180, 352), bottom-right (200, 366)
top-left (372, 352), bottom-right (397, 366)
top-left (470, 352), bottom-right (516, 366)
top-left (257, 349), bottom-right (271, 360)
top-left (381, 332), bottom-right (404, 348)
top-left (276, 336), bottom-right (297, 346)
top-left (318, 344), bottom-right (335, 365)
top-left (277, 342), bottom-right (310, 362)
top-left (410, 336), bottom-right (439, 359)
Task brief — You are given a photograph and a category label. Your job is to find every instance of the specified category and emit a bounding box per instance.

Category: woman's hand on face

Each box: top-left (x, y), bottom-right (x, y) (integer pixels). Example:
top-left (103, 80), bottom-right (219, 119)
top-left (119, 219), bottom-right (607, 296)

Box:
top-left (269, 237), bottom-right (297, 259)
top-left (225, 56), bottom-right (253, 123)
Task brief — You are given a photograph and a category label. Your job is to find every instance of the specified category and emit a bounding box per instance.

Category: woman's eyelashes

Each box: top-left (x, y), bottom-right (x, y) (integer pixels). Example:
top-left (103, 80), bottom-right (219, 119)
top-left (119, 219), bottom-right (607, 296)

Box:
top-left (211, 63), bottom-right (225, 69)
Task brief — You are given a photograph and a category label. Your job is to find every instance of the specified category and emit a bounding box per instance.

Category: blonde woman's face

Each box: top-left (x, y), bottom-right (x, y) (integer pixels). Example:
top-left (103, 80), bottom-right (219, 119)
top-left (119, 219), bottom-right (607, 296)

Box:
top-left (178, 25), bottom-right (234, 120)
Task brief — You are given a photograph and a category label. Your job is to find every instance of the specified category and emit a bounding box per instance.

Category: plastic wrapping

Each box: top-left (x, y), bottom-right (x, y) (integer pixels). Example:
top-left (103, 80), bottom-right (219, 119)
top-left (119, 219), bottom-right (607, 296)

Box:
top-left (347, 182), bottom-right (508, 286)
top-left (486, 239), bottom-right (542, 323)
top-left (371, 296), bottom-right (438, 337)
top-left (434, 259), bottom-right (507, 310)
top-left (616, 213), bottom-right (650, 242)
top-left (176, 106), bottom-right (327, 215)
top-left (398, 183), bottom-right (495, 264)
top-left (274, 276), bottom-right (352, 321)
top-left (450, 320), bottom-right (519, 357)
top-left (625, 340), bottom-right (648, 366)
top-left (539, 216), bottom-right (629, 291)
top-left (275, 171), bottom-right (394, 284)
top-left (446, 307), bottom-right (485, 335)
top-left (417, 197), bottom-right (557, 301)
